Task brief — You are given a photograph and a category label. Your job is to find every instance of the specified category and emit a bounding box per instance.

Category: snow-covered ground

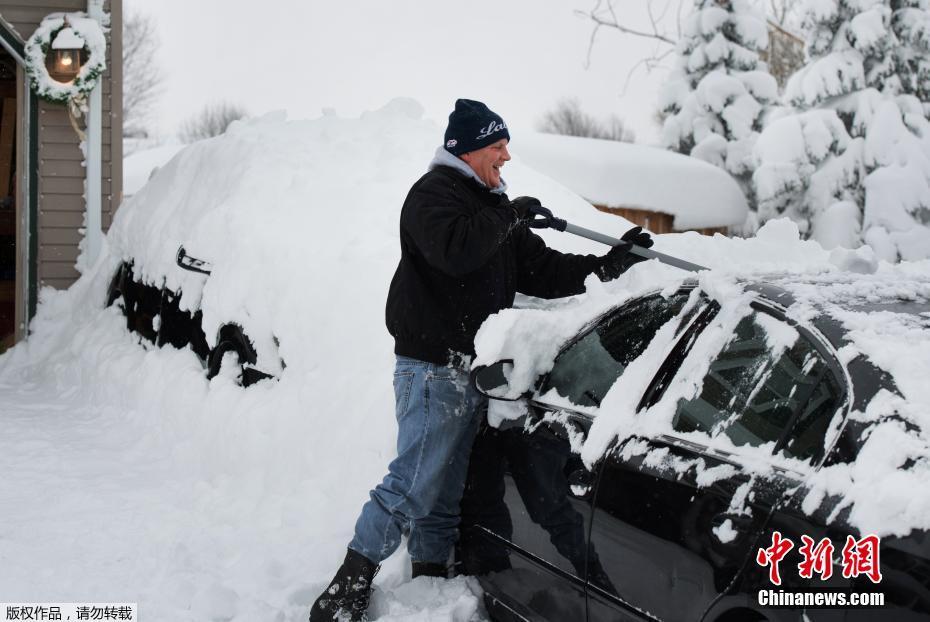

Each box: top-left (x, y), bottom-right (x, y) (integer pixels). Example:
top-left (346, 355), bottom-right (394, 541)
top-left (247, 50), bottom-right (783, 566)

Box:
top-left (2, 100), bottom-right (929, 620)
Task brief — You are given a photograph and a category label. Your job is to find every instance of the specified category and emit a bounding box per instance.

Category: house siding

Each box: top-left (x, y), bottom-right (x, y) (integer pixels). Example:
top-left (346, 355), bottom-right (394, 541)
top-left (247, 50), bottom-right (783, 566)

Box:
top-left (0, 0), bottom-right (121, 288)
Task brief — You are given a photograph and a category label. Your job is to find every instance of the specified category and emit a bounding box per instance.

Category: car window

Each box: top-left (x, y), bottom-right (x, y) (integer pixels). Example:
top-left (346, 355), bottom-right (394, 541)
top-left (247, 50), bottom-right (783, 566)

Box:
top-left (539, 292), bottom-right (692, 409)
top-left (671, 310), bottom-right (844, 462)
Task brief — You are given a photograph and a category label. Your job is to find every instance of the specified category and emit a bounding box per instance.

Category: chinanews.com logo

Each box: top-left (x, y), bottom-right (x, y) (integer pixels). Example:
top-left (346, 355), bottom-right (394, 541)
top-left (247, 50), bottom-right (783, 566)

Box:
top-left (754, 531), bottom-right (885, 608)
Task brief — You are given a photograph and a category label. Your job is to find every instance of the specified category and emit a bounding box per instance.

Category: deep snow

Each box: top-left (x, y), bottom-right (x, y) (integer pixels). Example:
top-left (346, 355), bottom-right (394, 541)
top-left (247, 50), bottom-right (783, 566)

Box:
top-left (1, 100), bottom-right (929, 620)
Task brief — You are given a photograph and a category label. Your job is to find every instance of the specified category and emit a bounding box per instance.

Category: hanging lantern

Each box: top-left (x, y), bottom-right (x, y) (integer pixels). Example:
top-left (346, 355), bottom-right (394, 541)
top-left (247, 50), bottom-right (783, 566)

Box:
top-left (26, 12), bottom-right (108, 104)
top-left (49, 23), bottom-right (85, 83)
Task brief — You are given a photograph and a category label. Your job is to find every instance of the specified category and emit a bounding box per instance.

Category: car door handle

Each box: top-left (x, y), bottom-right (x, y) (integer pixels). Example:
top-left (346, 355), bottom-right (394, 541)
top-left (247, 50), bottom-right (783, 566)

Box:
top-left (567, 468), bottom-right (595, 498)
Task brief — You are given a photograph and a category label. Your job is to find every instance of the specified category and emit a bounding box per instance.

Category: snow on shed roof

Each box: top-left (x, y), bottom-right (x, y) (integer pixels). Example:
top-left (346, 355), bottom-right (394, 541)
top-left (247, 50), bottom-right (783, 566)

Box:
top-left (512, 132), bottom-right (749, 231)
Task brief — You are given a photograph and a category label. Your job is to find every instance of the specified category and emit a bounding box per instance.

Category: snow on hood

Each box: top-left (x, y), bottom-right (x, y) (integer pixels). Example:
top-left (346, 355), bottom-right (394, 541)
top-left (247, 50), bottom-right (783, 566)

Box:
top-left (513, 131), bottom-right (749, 230)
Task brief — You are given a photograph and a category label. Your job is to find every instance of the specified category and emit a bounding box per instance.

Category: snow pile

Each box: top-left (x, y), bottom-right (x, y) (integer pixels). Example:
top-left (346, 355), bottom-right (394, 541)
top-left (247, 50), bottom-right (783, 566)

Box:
top-left (474, 219), bottom-right (930, 538)
top-left (753, 0), bottom-right (930, 261)
top-left (659, 0), bottom-right (776, 212)
top-left (513, 131), bottom-right (748, 230)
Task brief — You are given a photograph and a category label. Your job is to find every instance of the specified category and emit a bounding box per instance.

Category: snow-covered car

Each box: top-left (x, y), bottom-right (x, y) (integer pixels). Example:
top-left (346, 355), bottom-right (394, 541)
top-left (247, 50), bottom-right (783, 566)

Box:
top-left (106, 250), bottom-right (272, 385)
top-left (464, 272), bottom-right (930, 621)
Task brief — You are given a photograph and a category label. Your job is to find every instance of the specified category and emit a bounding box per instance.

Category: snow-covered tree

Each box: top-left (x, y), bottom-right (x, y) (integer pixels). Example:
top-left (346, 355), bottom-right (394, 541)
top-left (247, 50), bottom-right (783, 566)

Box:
top-left (891, 0), bottom-right (930, 102)
top-left (754, 0), bottom-right (930, 260)
top-left (660, 0), bottom-right (778, 210)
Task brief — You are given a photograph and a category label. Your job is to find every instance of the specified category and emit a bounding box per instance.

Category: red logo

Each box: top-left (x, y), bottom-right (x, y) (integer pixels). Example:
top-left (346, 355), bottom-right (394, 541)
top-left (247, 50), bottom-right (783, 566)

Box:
top-left (798, 535), bottom-right (834, 580)
top-left (756, 531), bottom-right (794, 585)
top-left (756, 532), bottom-right (882, 585)
top-left (841, 534), bottom-right (882, 584)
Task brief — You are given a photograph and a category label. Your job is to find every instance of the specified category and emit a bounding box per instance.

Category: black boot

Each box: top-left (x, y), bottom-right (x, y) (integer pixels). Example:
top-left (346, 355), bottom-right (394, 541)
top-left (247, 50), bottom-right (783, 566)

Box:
top-left (308, 549), bottom-right (379, 622)
top-left (411, 561), bottom-right (447, 579)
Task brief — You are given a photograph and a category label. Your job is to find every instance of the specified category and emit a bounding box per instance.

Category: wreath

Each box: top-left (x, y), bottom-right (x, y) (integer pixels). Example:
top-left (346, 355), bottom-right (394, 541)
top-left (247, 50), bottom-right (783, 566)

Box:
top-left (24, 12), bottom-right (107, 107)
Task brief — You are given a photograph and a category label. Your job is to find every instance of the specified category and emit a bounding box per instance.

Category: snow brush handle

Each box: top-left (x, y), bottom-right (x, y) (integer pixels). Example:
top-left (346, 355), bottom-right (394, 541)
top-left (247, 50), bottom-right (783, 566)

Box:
top-left (561, 222), bottom-right (709, 273)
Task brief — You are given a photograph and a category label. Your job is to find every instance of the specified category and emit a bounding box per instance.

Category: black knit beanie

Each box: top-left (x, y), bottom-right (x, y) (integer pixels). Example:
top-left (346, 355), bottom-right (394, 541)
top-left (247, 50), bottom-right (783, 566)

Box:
top-left (443, 99), bottom-right (510, 156)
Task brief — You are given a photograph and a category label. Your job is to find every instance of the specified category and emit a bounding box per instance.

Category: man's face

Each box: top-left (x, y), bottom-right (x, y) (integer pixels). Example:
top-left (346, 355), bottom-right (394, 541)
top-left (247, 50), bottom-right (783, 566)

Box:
top-left (461, 139), bottom-right (511, 188)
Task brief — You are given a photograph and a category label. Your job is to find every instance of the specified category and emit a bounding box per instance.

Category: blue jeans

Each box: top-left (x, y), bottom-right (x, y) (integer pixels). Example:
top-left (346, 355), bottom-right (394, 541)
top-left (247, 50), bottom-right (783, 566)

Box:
top-left (349, 355), bottom-right (486, 565)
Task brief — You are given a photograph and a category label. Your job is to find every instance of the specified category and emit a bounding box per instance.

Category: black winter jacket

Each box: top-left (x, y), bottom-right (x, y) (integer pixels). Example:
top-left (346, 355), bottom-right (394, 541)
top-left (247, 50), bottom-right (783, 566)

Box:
top-left (385, 165), bottom-right (601, 365)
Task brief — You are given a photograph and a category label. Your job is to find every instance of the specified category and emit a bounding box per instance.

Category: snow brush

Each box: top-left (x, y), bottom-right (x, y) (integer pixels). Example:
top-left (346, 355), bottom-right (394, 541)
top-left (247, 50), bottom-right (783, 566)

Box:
top-left (526, 206), bottom-right (708, 273)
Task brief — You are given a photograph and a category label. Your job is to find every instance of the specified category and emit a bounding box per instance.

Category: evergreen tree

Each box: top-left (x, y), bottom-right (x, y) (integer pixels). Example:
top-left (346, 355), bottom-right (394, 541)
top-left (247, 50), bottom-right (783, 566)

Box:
top-left (754, 0), bottom-right (930, 260)
top-left (660, 0), bottom-right (778, 211)
top-left (891, 0), bottom-right (930, 101)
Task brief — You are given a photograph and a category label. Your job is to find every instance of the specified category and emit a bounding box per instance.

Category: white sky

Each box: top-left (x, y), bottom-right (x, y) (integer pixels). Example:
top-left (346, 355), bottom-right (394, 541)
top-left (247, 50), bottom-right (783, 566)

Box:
top-left (125, 0), bottom-right (680, 145)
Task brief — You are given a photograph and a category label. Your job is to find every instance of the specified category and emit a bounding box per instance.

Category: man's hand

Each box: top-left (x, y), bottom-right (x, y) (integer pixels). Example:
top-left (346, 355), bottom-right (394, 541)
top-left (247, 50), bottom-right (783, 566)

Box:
top-left (508, 196), bottom-right (567, 231)
top-left (595, 226), bottom-right (654, 281)
top-left (509, 196), bottom-right (543, 221)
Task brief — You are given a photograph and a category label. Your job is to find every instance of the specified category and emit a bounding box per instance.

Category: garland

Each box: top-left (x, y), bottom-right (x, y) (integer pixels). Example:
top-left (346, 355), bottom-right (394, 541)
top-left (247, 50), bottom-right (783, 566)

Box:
top-left (24, 12), bottom-right (108, 106)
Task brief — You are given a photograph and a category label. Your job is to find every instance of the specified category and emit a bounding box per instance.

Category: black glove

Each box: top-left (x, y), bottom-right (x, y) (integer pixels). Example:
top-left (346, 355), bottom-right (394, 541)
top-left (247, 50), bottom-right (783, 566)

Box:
top-left (508, 196), bottom-right (567, 231)
top-left (509, 196), bottom-right (543, 222)
top-left (595, 226), bottom-right (654, 281)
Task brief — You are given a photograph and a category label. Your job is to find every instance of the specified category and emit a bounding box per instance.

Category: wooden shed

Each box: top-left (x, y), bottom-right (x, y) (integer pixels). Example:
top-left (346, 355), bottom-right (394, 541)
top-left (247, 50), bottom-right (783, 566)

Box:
top-left (0, 0), bottom-right (121, 349)
top-left (592, 204), bottom-right (729, 237)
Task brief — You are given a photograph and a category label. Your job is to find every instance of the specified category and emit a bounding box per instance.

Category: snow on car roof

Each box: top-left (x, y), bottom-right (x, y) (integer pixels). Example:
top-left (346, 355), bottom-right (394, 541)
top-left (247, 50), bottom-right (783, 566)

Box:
top-left (513, 131), bottom-right (749, 230)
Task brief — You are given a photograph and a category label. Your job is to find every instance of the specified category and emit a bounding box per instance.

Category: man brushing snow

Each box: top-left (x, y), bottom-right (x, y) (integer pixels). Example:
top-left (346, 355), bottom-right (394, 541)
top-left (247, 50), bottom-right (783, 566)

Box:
top-left (309, 99), bottom-right (652, 621)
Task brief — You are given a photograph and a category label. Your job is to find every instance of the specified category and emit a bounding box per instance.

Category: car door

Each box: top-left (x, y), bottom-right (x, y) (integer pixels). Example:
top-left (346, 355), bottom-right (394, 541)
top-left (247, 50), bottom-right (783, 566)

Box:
top-left (460, 411), bottom-right (599, 622)
top-left (585, 303), bottom-right (850, 621)
top-left (461, 290), bottom-right (699, 621)
top-left (588, 438), bottom-right (792, 621)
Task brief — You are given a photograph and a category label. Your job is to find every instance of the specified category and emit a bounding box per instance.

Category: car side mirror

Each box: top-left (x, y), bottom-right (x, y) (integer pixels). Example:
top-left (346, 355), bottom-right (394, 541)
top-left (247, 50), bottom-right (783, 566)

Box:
top-left (471, 360), bottom-right (524, 401)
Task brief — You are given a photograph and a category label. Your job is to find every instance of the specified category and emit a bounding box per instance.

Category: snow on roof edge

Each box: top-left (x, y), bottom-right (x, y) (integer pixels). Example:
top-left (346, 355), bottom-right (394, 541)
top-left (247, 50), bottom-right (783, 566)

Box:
top-left (512, 131), bottom-right (749, 230)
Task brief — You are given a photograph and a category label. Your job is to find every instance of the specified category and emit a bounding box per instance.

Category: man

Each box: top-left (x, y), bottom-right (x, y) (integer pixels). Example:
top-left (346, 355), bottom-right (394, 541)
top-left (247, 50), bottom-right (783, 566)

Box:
top-left (309, 99), bottom-right (652, 621)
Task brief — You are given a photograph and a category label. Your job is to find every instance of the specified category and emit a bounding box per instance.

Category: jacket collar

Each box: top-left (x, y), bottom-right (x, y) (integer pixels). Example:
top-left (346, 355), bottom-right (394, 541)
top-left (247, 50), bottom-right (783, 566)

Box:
top-left (427, 146), bottom-right (508, 195)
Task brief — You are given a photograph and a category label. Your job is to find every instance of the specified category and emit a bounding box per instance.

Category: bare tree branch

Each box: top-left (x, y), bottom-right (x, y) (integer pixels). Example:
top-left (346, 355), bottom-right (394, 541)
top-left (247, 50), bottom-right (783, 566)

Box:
top-left (578, 0), bottom-right (682, 81)
top-left (653, 0), bottom-right (676, 25)
top-left (179, 102), bottom-right (249, 143)
top-left (122, 11), bottom-right (163, 138)
top-left (537, 98), bottom-right (636, 143)
top-left (585, 9), bottom-right (675, 45)
top-left (621, 47), bottom-right (675, 94)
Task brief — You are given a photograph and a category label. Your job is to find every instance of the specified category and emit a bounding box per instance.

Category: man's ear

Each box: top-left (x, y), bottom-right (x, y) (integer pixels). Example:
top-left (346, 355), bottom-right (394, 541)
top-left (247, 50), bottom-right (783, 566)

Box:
top-left (459, 151), bottom-right (473, 164)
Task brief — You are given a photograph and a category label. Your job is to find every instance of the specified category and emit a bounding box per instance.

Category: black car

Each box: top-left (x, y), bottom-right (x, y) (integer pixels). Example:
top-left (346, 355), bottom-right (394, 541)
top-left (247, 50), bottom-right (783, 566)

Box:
top-left (106, 248), bottom-right (278, 387)
top-left (462, 279), bottom-right (930, 621)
